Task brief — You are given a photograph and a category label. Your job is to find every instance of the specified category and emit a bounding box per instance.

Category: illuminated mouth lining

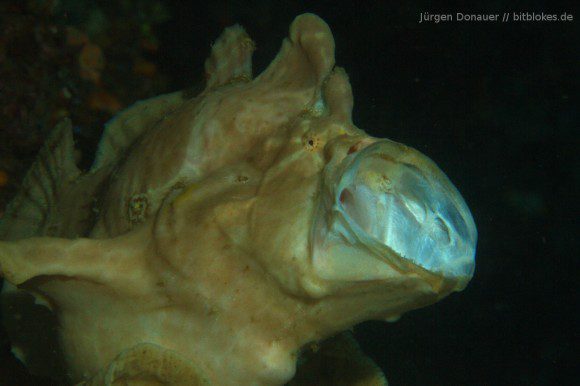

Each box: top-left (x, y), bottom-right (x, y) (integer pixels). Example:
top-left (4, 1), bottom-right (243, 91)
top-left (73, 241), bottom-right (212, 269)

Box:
top-left (336, 141), bottom-right (477, 279)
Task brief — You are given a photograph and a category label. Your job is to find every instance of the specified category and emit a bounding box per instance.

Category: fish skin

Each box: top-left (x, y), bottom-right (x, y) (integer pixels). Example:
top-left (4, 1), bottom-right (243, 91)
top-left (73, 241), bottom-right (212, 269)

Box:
top-left (0, 13), bottom-right (474, 386)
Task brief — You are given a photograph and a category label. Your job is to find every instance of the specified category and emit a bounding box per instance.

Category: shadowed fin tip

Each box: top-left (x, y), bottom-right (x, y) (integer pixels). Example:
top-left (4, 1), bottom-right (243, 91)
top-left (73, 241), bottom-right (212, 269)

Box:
top-left (0, 240), bottom-right (42, 285)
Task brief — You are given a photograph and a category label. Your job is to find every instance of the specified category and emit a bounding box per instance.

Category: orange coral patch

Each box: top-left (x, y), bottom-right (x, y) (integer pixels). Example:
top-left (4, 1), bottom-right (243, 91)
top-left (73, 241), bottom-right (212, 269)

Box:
top-left (0, 170), bottom-right (8, 187)
top-left (88, 90), bottom-right (123, 114)
top-left (133, 58), bottom-right (157, 78)
top-left (79, 43), bottom-right (105, 84)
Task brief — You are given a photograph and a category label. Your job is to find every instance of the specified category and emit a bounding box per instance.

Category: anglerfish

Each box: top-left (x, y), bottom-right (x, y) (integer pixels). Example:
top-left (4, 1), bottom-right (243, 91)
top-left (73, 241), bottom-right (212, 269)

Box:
top-left (0, 14), bottom-right (477, 386)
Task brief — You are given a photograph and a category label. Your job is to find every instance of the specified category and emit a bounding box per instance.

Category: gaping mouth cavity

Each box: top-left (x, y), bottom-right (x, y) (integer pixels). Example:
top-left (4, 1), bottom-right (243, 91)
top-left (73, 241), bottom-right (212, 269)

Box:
top-left (336, 141), bottom-right (477, 278)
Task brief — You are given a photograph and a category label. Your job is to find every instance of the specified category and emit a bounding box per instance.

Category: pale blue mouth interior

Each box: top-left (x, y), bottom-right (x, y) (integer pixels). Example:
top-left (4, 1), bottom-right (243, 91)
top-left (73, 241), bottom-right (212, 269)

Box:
top-left (337, 143), bottom-right (477, 278)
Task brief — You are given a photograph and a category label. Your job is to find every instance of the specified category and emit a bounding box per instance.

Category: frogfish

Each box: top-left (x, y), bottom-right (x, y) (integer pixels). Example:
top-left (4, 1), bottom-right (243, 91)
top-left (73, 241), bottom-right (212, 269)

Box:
top-left (0, 13), bottom-right (477, 386)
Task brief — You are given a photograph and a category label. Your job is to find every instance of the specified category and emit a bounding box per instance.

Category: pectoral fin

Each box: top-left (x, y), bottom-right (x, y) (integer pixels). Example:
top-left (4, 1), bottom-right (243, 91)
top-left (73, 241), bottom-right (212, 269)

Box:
top-left (0, 237), bottom-right (104, 380)
top-left (0, 228), bottom-right (150, 296)
top-left (0, 230), bottom-right (152, 380)
top-left (0, 237), bottom-right (110, 286)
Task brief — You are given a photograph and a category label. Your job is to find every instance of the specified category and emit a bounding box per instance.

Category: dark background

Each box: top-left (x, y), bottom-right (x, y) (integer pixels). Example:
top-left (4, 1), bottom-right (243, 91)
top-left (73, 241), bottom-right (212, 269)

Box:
top-left (1, 1), bottom-right (578, 385)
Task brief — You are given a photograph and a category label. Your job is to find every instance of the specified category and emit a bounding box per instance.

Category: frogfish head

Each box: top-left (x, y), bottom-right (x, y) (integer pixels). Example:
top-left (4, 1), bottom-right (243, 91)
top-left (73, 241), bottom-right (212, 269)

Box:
top-left (241, 31), bottom-right (477, 323)
top-left (195, 13), bottom-right (479, 327)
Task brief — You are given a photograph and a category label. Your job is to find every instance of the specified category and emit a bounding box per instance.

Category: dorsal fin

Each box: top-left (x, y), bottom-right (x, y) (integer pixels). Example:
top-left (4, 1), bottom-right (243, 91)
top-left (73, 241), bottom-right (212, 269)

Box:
top-left (204, 24), bottom-right (255, 89)
top-left (254, 14), bottom-right (335, 96)
top-left (0, 119), bottom-right (81, 240)
top-left (323, 67), bottom-right (354, 124)
top-left (91, 91), bottom-right (186, 170)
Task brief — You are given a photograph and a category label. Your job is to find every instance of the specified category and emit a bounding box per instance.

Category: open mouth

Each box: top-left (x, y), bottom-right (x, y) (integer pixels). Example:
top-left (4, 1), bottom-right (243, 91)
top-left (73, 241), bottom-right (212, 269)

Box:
top-left (334, 141), bottom-right (477, 279)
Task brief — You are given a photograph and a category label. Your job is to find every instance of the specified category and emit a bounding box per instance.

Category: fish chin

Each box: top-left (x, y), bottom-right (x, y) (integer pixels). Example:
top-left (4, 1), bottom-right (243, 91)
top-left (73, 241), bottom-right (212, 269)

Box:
top-left (313, 140), bottom-right (477, 289)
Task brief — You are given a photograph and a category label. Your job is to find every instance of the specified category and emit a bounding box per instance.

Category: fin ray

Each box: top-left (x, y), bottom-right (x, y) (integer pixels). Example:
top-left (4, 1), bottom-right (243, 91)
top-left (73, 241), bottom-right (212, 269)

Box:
top-left (0, 119), bottom-right (80, 240)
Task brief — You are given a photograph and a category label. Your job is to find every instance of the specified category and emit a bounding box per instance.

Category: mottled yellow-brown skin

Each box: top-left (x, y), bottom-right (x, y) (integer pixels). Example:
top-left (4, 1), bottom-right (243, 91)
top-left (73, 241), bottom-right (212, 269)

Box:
top-left (0, 14), bottom-right (471, 385)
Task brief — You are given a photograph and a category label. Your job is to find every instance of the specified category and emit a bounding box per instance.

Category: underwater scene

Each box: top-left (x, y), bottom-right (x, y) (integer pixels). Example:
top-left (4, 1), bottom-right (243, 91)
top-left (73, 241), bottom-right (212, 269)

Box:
top-left (0, 1), bottom-right (576, 385)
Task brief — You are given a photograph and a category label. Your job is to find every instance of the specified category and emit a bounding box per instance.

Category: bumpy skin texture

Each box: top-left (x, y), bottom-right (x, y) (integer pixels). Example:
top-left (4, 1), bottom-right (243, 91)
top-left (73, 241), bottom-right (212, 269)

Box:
top-left (0, 14), bottom-right (472, 385)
